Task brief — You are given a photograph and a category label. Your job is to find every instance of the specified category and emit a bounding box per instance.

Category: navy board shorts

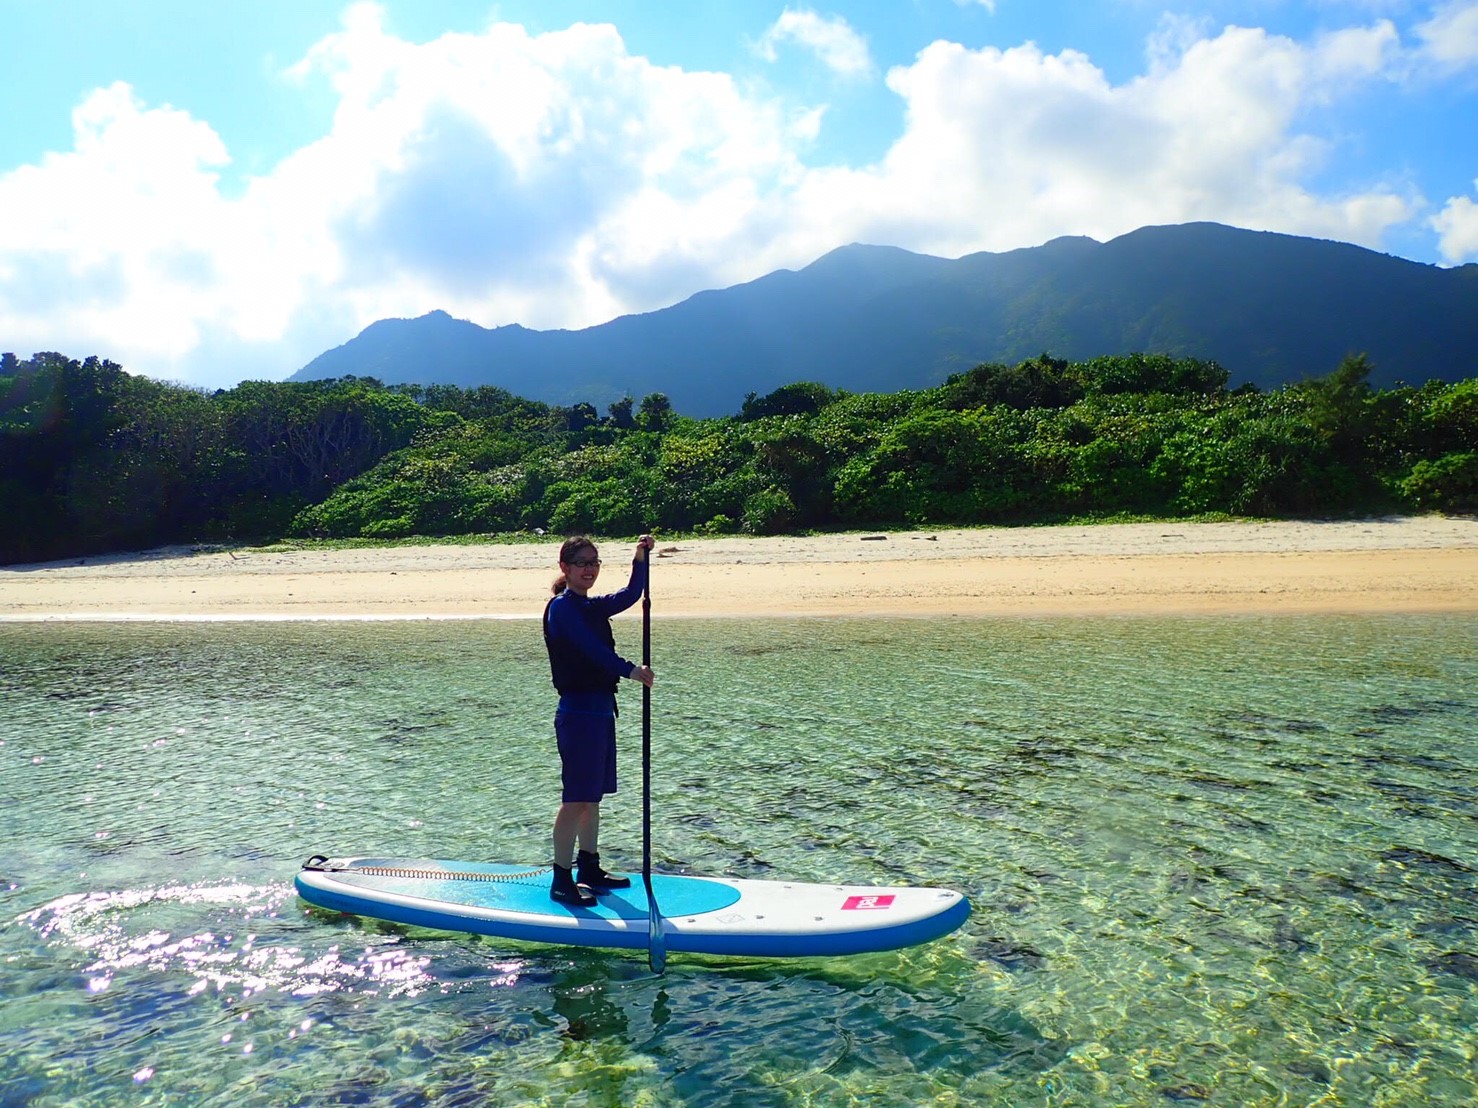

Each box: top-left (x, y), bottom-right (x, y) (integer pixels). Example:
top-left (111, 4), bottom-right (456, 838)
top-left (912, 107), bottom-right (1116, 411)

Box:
top-left (555, 694), bottom-right (618, 803)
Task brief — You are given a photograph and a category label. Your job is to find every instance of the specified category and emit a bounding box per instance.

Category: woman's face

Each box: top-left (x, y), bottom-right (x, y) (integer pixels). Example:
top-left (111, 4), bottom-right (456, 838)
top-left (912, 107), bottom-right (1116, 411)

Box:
top-left (560, 545), bottom-right (601, 594)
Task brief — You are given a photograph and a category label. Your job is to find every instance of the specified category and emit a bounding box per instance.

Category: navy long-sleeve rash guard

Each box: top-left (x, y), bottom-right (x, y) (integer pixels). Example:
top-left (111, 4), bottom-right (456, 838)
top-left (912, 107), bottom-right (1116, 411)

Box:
top-left (543, 557), bottom-right (647, 696)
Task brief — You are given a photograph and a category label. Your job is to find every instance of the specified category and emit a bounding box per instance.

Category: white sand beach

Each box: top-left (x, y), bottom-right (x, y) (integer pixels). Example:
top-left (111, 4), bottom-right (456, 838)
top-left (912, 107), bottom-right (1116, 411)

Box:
top-left (3, 517), bottom-right (1475, 621)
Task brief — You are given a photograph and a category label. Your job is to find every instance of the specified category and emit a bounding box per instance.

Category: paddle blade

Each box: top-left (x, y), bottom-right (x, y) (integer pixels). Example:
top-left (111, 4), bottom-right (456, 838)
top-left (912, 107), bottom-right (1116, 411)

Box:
top-left (648, 899), bottom-right (667, 975)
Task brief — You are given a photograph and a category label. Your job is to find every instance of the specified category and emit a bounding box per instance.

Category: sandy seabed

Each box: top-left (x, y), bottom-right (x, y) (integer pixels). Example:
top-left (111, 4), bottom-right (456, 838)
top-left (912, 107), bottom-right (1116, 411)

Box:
top-left (2, 517), bottom-right (1475, 622)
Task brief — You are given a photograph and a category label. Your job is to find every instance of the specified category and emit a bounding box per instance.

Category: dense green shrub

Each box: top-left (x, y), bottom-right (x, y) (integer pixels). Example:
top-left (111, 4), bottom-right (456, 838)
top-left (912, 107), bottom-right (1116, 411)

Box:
top-left (5, 349), bottom-right (1473, 563)
top-left (1401, 452), bottom-right (1478, 513)
top-left (742, 485), bottom-right (796, 534)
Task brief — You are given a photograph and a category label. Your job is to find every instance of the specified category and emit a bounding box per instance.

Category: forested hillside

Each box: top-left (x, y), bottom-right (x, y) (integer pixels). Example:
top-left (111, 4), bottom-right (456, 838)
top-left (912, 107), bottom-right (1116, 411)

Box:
top-left (4, 349), bottom-right (1475, 565)
top-left (292, 224), bottom-right (1478, 415)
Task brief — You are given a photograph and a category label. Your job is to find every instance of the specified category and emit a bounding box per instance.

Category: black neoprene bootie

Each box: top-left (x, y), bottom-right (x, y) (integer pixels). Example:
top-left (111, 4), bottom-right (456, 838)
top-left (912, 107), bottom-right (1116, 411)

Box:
top-left (577, 850), bottom-right (632, 891)
top-left (550, 863), bottom-right (596, 907)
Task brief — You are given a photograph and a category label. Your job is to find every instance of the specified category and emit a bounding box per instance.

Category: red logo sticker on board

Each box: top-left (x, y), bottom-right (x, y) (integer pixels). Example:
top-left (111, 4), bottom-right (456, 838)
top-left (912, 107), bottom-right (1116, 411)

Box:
top-left (841, 894), bottom-right (896, 911)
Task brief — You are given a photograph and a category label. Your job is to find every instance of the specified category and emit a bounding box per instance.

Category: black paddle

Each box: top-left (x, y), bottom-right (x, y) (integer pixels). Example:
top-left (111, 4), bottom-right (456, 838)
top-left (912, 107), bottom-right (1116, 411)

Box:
top-left (642, 545), bottom-right (666, 974)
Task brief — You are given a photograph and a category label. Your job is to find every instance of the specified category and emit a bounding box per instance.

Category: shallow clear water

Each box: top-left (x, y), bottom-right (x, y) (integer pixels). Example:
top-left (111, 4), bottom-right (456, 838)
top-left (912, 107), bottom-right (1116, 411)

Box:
top-left (2, 615), bottom-right (1475, 1106)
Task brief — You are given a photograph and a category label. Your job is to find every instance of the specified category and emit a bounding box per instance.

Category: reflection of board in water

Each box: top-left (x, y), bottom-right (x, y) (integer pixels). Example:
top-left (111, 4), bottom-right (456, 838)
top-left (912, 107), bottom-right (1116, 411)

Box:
top-left (295, 856), bottom-right (970, 958)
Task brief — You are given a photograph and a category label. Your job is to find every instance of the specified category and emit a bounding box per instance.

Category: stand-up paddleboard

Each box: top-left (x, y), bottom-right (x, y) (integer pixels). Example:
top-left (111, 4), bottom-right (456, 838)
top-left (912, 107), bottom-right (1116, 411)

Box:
top-left (295, 856), bottom-right (970, 958)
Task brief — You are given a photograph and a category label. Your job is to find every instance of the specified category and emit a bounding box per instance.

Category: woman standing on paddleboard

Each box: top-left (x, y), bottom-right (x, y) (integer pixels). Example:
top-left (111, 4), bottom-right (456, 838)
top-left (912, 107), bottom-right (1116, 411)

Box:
top-left (542, 534), bottom-right (656, 906)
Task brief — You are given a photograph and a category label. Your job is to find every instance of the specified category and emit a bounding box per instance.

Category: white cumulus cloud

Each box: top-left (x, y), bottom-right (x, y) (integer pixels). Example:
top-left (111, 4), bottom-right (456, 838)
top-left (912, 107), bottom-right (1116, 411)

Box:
top-left (0, 2), bottom-right (1461, 389)
top-left (1413, 0), bottom-right (1478, 68)
top-left (781, 23), bottom-right (1416, 260)
top-left (1432, 183), bottom-right (1478, 260)
top-left (756, 9), bottom-right (874, 78)
top-left (0, 4), bottom-right (807, 384)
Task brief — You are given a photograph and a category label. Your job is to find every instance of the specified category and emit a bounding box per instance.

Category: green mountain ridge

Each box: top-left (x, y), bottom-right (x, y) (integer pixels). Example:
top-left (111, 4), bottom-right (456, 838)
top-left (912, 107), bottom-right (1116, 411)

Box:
top-left (293, 222), bottom-right (1478, 415)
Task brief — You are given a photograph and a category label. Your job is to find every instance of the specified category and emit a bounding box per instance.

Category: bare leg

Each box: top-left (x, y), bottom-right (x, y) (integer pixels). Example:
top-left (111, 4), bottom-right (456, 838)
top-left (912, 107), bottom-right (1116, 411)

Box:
top-left (551, 802), bottom-right (599, 905)
top-left (577, 804), bottom-right (600, 857)
top-left (553, 801), bottom-right (597, 868)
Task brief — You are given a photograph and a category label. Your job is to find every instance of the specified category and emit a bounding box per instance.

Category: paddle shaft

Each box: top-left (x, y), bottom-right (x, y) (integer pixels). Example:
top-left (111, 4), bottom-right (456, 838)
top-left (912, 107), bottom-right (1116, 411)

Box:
top-left (642, 570), bottom-right (651, 878)
top-left (641, 552), bottom-right (665, 972)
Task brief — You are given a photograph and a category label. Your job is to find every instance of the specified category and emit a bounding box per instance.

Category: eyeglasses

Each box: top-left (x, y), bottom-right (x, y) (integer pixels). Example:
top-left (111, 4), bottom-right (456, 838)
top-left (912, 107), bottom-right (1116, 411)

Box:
top-left (567, 557), bottom-right (601, 568)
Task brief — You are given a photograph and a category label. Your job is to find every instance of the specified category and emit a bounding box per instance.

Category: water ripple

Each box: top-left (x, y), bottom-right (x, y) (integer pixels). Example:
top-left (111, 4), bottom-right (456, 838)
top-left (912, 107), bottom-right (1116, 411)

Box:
top-left (2, 616), bottom-right (1475, 1106)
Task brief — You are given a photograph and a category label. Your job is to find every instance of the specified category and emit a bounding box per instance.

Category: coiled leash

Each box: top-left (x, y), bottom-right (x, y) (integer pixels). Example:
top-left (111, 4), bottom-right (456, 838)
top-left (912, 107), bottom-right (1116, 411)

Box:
top-left (302, 855), bottom-right (551, 883)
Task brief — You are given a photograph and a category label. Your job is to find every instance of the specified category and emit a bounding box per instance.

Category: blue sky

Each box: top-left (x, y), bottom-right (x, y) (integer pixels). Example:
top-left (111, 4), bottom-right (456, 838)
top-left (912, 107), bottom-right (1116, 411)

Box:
top-left (2, 1), bottom-right (1476, 389)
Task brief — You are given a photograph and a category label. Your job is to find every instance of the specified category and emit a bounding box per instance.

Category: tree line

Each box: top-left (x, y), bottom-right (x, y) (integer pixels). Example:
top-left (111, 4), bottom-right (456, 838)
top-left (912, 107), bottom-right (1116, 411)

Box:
top-left (3, 348), bottom-right (1474, 565)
